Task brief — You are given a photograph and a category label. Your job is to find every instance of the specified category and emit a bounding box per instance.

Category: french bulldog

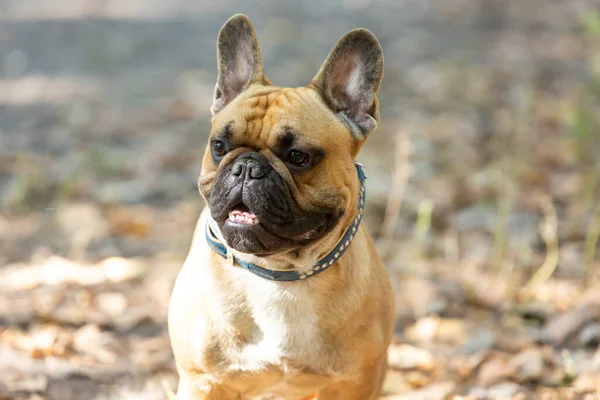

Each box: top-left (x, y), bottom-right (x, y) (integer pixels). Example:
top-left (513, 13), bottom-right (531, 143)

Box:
top-left (168, 13), bottom-right (395, 400)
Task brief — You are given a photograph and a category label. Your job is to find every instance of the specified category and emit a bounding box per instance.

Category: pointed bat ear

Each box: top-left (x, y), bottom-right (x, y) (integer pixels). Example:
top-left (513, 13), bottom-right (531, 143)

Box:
top-left (211, 14), bottom-right (267, 116)
top-left (311, 29), bottom-right (384, 138)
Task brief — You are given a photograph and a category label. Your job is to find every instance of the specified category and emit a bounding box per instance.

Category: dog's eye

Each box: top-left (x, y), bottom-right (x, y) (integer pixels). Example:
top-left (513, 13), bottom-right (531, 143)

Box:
top-left (288, 150), bottom-right (310, 167)
top-left (212, 140), bottom-right (227, 157)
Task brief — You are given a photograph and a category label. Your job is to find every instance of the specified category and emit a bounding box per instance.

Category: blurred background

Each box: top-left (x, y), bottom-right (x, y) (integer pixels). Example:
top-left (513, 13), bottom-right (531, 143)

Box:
top-left (1, 1), bottom-right (600, 399)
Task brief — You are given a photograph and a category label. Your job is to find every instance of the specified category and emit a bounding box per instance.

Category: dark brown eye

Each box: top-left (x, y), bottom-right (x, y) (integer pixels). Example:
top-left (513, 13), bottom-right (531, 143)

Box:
top-left (212, 140), bottom-right (226, 157)
top-left (288, 150), bottom-right (310, 166)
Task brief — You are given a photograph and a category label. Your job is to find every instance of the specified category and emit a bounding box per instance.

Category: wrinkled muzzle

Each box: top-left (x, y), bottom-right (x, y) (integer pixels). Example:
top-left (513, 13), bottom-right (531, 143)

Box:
top-left (208, 152), bottom-right (338, 254)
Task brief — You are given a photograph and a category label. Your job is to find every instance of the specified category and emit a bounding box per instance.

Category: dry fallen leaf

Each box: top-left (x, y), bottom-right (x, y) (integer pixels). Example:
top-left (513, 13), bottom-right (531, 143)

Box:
top-left (540, 303), bottom-right (600, 345)
top-left (388, 344), bottom-right (435, 372)
top-left (72, 324), bottom-right (124, 364)
top-left (383, 370), bottom-right (411, 395)
top-left (381, 381), bottom-right (455, 400)
top-left (573, 371), bottom-right (600, 394)
top-left (477, 353), bottom-right (514, 386)
top-left (453, 350), bottom-right (491, 379)
top-left (486, 381), bottom-right (522, 398)
top-left (3, 372), bottom-right (48, 393)
top-left (404, 371), bottom-right (432, 389)
top-left (95, 291), bottom-right (128, 318)
top-left (100, 257), bottom-right (147, 283)
top-left (509, 349), bottom-right (544, 383)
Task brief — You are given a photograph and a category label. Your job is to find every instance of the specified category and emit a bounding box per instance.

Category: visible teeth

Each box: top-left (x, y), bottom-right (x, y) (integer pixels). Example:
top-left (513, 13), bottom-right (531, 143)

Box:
top-left (227, 211), bottom-right (259, 225)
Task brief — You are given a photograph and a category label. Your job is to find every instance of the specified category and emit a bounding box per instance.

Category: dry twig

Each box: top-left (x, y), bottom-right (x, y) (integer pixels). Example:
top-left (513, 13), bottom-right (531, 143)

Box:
top-left (584, 202), bottom-right (600, 286)
top-left (523, 197), bottom-right (560, 295)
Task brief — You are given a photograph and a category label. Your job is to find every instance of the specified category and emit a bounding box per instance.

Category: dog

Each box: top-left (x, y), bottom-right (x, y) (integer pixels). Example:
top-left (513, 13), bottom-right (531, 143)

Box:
top-left (168, 14), bottom-right (395, 400)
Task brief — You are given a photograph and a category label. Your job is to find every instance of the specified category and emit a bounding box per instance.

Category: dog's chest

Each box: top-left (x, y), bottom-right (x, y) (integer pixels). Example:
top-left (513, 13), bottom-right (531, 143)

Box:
top-left (209, 279), bottom-right (345, 395)
top-left (232, 282), bottom-right (322, 369)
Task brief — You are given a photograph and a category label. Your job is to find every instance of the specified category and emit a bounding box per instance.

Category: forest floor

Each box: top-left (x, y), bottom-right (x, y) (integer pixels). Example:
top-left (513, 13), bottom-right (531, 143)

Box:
top-left (1, 1), bottom-right (600, 399)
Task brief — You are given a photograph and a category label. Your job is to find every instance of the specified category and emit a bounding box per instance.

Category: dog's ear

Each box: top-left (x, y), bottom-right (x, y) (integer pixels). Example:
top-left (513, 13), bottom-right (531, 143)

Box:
top-left (211, 14), bottom-right (267, 116)
top-left (311, 29), bottom-right (384, 138)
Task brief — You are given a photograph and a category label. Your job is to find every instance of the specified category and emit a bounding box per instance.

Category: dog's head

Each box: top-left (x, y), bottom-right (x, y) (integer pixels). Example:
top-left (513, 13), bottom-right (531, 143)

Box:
top-left (198, 14), bottom-right (383, 256)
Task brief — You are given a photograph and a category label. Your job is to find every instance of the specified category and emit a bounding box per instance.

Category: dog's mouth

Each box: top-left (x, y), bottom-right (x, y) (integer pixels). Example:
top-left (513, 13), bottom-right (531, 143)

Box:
top-left (227, 203), bottom-right (260, 226)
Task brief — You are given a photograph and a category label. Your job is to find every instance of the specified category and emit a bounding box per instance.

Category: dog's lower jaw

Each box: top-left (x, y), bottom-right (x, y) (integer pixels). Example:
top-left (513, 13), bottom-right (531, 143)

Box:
top-left (213, 209), bottom-right (354, 276)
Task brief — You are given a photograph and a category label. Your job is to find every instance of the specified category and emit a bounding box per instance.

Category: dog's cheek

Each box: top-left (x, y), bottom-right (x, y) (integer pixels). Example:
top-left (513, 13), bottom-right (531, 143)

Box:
top-left (197, 172), bottom-right (216, 200)
top-left (297, 184), bottom-right (347, 217)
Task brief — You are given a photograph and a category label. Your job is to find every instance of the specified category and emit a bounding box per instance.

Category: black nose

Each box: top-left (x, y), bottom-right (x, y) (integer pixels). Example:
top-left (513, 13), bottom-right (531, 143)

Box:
top-left (231, 152), bottom-right (270, 180)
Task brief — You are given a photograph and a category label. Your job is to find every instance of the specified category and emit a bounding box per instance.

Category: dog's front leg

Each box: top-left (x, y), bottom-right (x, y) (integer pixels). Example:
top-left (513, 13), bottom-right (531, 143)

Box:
top-left (175, 373), bottom-right (241, 400)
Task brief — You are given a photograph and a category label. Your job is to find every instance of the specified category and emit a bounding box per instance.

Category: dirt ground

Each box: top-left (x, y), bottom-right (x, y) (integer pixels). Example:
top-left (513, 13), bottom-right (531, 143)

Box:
top-left (1, 1), bottom-right (600, 399)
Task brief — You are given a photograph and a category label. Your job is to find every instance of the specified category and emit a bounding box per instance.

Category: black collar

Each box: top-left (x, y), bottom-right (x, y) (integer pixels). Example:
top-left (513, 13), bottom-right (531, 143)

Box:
top-left (205, 162), bottom-right (366, 282)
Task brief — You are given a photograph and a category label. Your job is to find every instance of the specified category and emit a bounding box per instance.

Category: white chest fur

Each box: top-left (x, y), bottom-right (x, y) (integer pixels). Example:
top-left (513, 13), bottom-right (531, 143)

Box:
top-left (229, 269), bottom-right (321, 371)
top-left (205, 270), bottom-right (339, 399)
